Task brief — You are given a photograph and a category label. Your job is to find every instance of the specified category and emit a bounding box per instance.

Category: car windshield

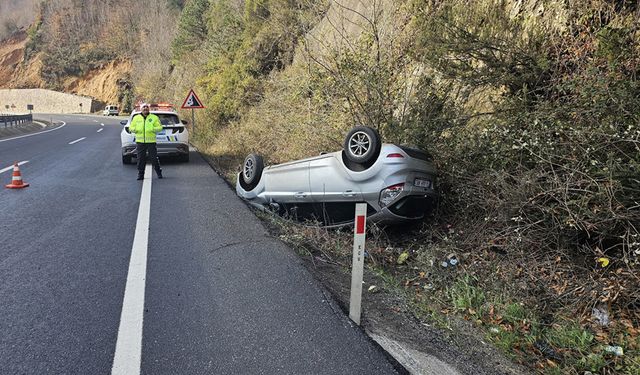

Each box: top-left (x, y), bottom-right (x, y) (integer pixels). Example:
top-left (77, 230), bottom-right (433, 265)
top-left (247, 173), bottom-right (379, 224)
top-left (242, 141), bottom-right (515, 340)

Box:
top-left (131, 113), bottom-right (180, 126)
top-left (157, 114), bottom-right (180, 125)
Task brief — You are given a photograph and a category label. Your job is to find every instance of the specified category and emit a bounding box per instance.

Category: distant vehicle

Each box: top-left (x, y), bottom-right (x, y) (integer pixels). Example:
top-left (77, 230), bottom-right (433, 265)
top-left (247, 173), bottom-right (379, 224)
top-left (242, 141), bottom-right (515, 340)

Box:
top-left (103, 105), bottom-right (119, 116)
top-left (120, 103), bottom-right (190, 164)
top-left (236, 126), bottom-right (437, 226)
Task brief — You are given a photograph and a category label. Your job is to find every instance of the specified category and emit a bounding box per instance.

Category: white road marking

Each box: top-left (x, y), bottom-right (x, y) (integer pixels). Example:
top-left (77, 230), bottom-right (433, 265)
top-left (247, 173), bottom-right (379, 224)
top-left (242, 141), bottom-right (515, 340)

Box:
top-left (68, 137), bottom-right (86, 145)
top-left (101, 123), bottom-right (105, 127)
top-left (94, 120), bottom-right (99, 123)
top-left (0, 121), bottom-right (67, 143)
top-left (112, 164), bottom-right (152, 375)
top-left (97, 128), bottom-right (103, 133)
top-left (0, 161), bottom-right (29, 175)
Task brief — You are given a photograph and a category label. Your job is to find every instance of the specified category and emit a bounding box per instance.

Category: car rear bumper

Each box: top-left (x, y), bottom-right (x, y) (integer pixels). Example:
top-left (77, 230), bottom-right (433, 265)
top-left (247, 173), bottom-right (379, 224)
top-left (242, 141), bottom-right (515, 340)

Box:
top-left (122, 143), bottom-right (189, 157)
top-left (367, 194), bottom-right (437, 224)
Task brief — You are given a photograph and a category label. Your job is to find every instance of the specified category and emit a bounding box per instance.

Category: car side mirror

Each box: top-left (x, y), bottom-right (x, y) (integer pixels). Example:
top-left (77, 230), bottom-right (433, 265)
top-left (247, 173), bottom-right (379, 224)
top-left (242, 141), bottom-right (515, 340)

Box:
top-left (120, 120), bottom-right (127, 126)
top-left (181, 119), bottom-right (188, 125)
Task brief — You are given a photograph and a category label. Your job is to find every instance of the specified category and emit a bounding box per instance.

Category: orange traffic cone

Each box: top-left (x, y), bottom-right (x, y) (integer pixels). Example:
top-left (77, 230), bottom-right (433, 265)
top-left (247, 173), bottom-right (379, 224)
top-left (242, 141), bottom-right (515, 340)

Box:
top-left (5, 162), bottom-right (29, 189)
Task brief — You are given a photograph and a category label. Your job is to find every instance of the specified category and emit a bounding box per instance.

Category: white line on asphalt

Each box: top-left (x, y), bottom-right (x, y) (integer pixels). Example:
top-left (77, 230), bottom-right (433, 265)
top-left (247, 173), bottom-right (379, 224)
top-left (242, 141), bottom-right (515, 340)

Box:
top-left (0, 161), bottom-right (29, 175)
top-left (94, 120), bottom-right (99, 123)
top-left (112, 164), bottom-right (152, 375)
top-left (101, 123), bottom-right (105, 126)
top-left (0, 121), bottom-right (67, 143)
top-left (97, 128), bottom-right (103, 133)
top-left (68, 137), bottom-right (86, 145)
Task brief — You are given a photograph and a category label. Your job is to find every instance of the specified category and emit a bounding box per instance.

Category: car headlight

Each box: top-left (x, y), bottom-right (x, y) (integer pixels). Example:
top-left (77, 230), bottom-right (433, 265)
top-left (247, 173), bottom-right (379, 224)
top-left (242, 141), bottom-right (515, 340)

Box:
top-left (379, 183), bottom-right (404, 207)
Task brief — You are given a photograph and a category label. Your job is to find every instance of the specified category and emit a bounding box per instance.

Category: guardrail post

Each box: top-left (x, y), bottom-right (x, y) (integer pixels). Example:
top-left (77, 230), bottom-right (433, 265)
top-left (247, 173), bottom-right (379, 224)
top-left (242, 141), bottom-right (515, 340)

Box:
top-left (349, 203), bottom-right (368, 325)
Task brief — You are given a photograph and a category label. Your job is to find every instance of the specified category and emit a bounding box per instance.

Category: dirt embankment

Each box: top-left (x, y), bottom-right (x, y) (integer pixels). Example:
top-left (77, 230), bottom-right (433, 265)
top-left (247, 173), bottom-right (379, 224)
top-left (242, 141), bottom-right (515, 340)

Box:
top-left (0, 31), bottom-right (131, 106)
top-left (63, 59), bottom-right (132, 105)
top-left (0, 31), bottom-right (41, 88)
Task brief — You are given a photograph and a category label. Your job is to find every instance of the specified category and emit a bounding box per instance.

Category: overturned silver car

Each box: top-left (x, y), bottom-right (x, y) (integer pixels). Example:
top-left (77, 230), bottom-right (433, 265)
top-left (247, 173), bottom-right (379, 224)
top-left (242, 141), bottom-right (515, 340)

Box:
top-left (236, 127), bottom-right (437, 226)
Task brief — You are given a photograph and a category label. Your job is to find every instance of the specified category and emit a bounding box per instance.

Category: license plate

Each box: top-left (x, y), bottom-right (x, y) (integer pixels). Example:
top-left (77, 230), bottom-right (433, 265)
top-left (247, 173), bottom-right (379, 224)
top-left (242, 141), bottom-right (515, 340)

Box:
top-left (414, 178), bottom-right (431, 189)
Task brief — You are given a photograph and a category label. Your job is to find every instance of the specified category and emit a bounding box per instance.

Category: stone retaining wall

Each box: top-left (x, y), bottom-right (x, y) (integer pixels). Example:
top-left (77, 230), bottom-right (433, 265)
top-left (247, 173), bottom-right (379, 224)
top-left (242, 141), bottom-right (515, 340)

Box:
top-left (0, 89), bottom-right (96, 114)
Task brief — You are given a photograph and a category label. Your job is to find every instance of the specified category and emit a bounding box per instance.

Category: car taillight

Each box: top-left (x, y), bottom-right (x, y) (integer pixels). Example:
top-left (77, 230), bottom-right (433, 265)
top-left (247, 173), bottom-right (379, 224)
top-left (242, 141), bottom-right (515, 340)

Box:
top-left (387, 153), bottom-right (404, 158)
top-left (379, 183), bottom-right (404, 207)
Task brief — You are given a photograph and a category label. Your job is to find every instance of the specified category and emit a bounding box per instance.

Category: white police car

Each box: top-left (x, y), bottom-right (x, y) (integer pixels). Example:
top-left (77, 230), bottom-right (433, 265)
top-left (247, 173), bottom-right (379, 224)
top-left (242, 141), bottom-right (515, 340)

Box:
top-left (120, 103), bottom-right (190, 164)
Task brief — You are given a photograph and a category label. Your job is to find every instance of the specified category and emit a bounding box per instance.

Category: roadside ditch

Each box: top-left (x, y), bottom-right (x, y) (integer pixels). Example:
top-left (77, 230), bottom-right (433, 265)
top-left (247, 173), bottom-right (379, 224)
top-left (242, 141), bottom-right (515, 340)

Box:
top-left (199, 149), bottom-right (528, 375)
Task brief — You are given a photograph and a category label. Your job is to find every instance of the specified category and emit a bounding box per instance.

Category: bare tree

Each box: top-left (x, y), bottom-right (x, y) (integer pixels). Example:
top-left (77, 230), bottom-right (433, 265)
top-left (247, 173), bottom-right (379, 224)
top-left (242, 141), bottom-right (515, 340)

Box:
top-left (301, 0), bottom-right (414, 134)
top-left (0, 0), bottom-right (38, 40)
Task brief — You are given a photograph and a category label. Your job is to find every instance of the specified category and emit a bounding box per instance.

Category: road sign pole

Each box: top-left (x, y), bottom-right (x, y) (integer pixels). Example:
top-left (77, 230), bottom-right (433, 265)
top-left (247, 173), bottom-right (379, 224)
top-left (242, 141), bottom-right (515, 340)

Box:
top-left (349, 203), bottom-right (367, 325)
top-left (191, 109), bottom-right (195, 136)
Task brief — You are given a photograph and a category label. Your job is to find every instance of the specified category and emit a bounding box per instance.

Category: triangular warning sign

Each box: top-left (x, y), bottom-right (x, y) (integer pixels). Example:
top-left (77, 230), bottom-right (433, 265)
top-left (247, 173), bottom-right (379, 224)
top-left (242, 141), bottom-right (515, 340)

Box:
top-left (181, 89), bottom-right (205, 109)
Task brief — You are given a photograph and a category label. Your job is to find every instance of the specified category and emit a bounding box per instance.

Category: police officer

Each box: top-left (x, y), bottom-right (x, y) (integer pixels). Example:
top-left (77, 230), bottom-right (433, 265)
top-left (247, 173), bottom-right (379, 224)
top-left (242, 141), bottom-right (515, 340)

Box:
top-left (130, 103), bottom-right (163, 180)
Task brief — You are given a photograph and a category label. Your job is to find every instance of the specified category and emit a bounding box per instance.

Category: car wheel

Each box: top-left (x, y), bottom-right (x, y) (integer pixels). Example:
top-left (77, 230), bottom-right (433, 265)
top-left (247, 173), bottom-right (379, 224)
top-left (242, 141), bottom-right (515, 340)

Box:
top-left (122, 155), bottom-right (132, 164)
top-left (343, 126), bottom-right (381, 165)
top-left (240, 153), bottom-right (264, 191)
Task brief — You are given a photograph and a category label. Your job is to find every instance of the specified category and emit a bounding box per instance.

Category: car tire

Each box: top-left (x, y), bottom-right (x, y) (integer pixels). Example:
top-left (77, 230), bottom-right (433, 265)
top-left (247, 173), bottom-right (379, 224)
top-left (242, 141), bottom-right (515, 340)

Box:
top-left (122, 155), bottom-right (132, 164)
top-left (240, 153), bottom-right (264, 191)
top-left (343, 126), bottom-right (381, 166)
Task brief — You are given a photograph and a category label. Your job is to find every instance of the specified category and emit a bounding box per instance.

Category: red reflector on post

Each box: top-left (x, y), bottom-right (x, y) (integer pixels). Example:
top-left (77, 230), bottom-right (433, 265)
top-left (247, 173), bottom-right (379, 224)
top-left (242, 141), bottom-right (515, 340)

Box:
top-left (356, 215), bottom-right (365, 234)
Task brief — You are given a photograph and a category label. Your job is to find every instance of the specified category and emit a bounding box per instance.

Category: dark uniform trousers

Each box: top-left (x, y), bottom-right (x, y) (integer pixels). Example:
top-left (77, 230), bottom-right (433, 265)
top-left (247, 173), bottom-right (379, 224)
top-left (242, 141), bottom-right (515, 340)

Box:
top-left (136, 142), bottom-right (162, 177)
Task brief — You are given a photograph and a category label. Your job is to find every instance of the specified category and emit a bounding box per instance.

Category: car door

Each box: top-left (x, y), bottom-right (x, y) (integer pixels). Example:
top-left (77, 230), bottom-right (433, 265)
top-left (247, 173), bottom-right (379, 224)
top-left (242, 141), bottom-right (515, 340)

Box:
top-left (308, 154), bottom-right (364, 224)
top-left (263, 160), bottom-right (311, 204)
top-left (309, 154), bottom-right (363, 202)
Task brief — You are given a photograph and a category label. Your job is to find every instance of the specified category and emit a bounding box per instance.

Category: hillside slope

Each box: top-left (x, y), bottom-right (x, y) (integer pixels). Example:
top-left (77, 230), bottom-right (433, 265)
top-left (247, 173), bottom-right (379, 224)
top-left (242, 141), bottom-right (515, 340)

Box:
top-left (0, 0), bottom-right (179, 109)
top-left (170, 1), bottom-right (639, 373)
top-left (0, 30), bottom-right (132, 105)
top-left (0, 31), bottom-right (43, 89)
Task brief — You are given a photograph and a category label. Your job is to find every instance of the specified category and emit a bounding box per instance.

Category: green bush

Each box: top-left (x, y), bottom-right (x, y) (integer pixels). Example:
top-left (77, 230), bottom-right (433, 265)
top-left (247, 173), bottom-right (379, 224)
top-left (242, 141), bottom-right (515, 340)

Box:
top-left (193, 0), bottom-right (326, 137)
top-left (171, 0), bottom-right (210, 60)
top-left (410, 0), bottom-right (640, 271)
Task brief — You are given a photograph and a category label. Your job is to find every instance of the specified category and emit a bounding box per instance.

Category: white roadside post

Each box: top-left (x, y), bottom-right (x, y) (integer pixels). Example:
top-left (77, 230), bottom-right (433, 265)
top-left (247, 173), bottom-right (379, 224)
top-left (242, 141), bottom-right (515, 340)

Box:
top-left (349, 203), bottom-right (367, 325)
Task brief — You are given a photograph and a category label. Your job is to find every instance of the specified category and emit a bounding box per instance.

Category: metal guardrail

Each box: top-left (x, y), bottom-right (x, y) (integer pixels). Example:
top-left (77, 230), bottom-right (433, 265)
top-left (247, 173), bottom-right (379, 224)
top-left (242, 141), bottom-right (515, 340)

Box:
top-left (0, 114), bottom-right (33, 128)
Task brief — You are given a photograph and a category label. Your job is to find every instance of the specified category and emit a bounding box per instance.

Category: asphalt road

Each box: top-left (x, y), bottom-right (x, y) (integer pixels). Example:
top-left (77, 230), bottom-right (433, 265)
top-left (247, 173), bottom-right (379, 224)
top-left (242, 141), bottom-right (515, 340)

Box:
top-left (0, 114), bottom-right (399, 374)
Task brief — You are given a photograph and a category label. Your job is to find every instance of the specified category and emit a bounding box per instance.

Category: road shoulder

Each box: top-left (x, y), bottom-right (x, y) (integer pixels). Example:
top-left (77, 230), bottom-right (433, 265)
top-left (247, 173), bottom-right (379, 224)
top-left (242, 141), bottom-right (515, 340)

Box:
top-left (0, 118), bottom-right (50, 140)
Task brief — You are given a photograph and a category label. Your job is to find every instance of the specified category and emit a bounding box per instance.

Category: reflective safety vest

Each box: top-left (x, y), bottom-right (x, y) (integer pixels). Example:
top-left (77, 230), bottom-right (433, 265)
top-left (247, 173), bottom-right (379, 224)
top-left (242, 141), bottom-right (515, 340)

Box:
top-left (130, 113), bottom-right (163, 143)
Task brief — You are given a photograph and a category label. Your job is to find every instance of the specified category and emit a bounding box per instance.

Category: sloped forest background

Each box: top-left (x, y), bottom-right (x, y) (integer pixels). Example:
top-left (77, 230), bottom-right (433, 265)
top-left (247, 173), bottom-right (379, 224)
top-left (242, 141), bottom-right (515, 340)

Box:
top-left (168, 0), bottom-right (639, 318)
